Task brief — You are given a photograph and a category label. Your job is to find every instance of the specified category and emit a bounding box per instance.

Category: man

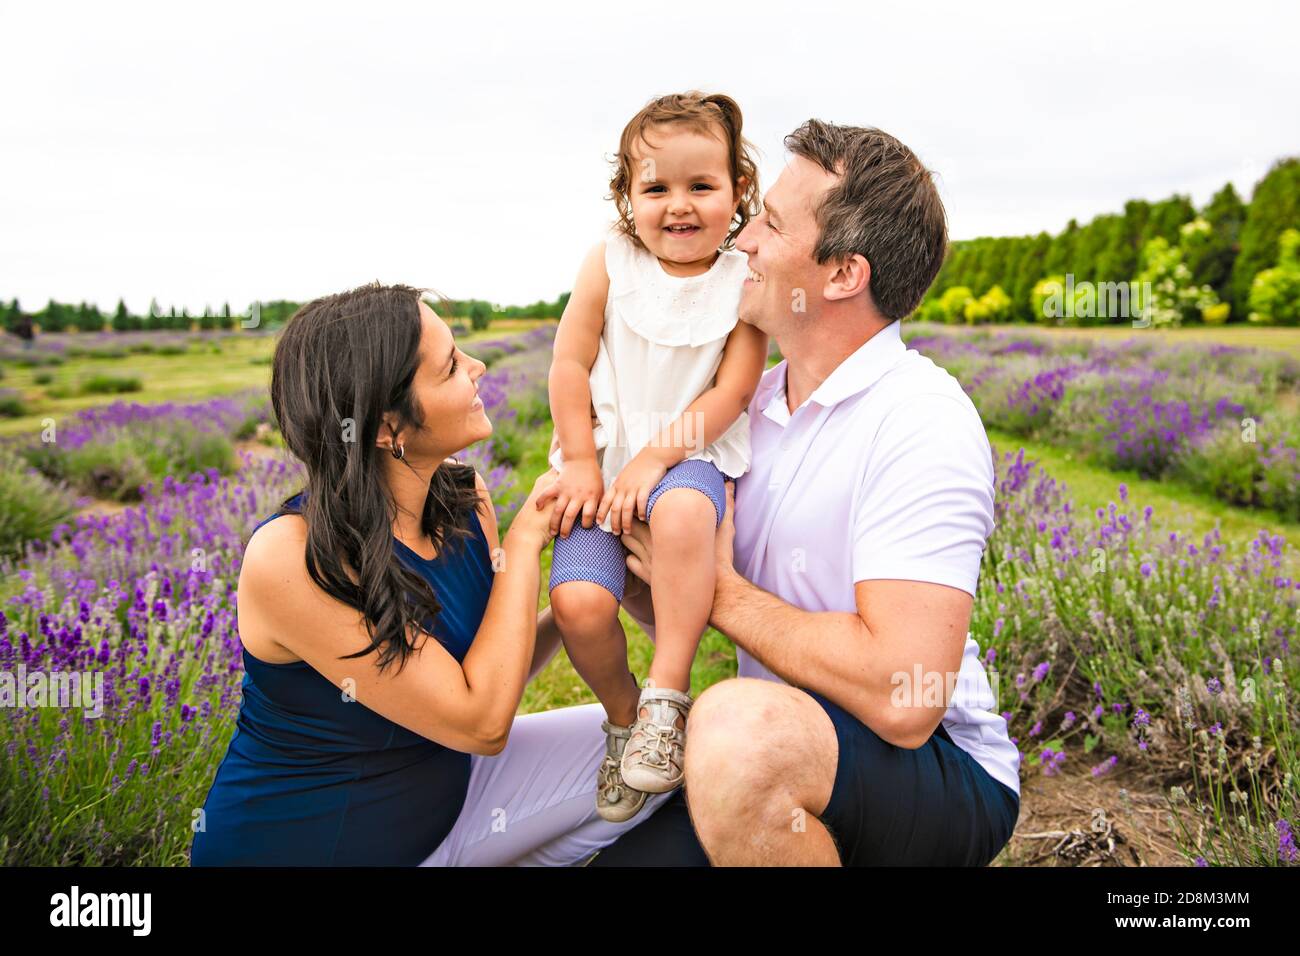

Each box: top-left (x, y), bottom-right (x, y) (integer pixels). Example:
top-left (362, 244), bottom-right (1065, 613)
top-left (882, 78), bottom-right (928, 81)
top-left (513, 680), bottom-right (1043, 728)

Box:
top-left (591, 119), bottom-right (1020, 866)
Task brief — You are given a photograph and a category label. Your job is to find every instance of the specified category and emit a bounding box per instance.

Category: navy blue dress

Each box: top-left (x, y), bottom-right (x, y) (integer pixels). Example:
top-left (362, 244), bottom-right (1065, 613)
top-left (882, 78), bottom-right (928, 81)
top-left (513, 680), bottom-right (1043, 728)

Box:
top-left (190, 491), bottom-right (495, 866)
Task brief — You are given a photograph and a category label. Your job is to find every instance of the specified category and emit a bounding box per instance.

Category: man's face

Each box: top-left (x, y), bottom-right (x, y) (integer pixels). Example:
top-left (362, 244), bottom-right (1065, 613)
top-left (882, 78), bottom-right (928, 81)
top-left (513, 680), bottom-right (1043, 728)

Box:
top-left (734, 154), bottom-right (839, 336)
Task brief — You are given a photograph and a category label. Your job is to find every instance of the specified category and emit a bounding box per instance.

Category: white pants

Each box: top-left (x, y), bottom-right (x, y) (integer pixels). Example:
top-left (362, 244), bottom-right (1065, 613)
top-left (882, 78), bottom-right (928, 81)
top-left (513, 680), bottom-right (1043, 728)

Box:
top-left (419, 701), bottom-right (678, 866)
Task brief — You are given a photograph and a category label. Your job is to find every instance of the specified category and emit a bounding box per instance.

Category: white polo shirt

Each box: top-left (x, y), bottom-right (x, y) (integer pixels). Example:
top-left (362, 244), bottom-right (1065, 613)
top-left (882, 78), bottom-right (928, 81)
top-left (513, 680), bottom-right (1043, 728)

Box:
top-left (731, 318), bottom-right (1021, 797)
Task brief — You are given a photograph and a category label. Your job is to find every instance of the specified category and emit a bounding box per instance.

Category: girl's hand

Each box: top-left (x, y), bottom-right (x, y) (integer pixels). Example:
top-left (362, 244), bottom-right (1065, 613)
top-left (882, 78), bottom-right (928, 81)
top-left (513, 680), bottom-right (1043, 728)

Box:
top-left (598, 450), bottom-right (668, 535)
top-left (504, 468), bottom-right (561, 551)
top-left (535, 457), bottom-right (604, 538)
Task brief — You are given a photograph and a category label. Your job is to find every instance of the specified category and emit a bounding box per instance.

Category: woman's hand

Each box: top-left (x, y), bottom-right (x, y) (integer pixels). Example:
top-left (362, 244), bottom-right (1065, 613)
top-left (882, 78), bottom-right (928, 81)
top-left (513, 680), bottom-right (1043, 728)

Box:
top-left (535, 457), bottom-right (604, 538)
top-left (623, 478), bottom-right (736, 581)
top-left (599, 450), bottom-right (668, 535)
top-left (504, 468), bottom-right (561, 551)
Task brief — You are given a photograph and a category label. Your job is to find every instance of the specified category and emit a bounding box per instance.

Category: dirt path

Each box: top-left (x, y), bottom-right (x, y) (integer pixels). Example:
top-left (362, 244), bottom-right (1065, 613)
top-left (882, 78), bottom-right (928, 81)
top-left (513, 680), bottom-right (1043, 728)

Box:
top-left (995, 767), bottom-right (1185, 866)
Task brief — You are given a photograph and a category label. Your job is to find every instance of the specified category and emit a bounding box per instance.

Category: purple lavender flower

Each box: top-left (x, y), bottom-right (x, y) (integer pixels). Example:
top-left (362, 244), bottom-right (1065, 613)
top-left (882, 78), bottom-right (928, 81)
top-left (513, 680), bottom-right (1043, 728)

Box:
top-left (1040, 747), bottom-right (1066, 776)
top-left (1278, 820), bottom-right (1297, 863)
top-left (1091, 755), bottom-right (1118, 777)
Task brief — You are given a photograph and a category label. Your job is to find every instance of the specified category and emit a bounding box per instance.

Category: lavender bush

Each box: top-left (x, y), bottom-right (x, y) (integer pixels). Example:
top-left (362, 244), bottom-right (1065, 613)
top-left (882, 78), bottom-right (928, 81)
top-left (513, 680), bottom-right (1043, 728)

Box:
top-left (980, 449), bottom-right (1298, 865)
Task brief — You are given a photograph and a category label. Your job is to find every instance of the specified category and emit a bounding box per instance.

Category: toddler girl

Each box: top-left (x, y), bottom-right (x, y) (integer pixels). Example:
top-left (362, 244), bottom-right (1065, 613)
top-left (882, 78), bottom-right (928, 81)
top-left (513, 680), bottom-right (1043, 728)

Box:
top-left (536, 91), bottom-right (768, 821)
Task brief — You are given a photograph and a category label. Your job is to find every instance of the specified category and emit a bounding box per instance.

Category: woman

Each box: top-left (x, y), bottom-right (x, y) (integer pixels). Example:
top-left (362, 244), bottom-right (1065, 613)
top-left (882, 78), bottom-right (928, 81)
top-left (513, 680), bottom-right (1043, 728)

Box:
top-left (190, 282), bottom-right (680, 866)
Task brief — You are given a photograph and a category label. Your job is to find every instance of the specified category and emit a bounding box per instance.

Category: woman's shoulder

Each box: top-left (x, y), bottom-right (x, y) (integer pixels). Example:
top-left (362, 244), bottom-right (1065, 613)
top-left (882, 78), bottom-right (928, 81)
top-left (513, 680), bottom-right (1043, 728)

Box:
top-left (246, 509), bottom-right (308, 563)
top-left (239, 511), bottom-right (313, 663)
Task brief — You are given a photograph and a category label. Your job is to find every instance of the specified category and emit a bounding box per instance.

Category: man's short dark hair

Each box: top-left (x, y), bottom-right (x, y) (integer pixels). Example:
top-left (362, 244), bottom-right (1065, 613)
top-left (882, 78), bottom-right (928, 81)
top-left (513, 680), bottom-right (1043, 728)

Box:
top-left (784, 120), bottom-right (948, 321)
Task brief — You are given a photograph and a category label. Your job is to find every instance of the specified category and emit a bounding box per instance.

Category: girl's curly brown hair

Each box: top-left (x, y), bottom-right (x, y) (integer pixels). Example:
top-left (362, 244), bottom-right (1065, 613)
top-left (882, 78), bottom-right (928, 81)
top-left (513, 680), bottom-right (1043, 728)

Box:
top-left (607, 91), bottom-right (761, 252)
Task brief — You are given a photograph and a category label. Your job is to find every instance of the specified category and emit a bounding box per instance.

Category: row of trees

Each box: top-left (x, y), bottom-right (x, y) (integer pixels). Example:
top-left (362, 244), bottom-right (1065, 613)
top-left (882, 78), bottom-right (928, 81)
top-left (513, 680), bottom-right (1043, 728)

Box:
top-left (440, 292), bottom-right (571, 327)
top-left (921, 157), bottom-right (1300, 326)
top-left (0, 290), bottom-right (572, 336)
top-left (0, 299), bottom-right (306, 334)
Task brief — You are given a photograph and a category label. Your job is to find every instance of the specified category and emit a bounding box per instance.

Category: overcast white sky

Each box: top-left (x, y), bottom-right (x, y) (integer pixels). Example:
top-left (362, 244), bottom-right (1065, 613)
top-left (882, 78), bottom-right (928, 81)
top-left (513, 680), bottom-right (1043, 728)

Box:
top-left (2, 0), bottom-right (1297, 314)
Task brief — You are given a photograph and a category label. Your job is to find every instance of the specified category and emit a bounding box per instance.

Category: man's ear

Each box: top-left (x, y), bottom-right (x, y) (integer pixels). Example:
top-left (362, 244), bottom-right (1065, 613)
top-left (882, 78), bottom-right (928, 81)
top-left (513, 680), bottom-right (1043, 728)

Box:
top-left (823, 253), bottom-right (871, 302)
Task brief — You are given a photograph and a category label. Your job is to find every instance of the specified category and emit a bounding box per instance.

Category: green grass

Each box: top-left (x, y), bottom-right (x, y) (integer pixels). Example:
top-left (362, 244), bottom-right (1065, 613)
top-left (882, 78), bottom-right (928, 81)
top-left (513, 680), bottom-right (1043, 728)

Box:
top-left (976, 322), bottom-right (1300, 359)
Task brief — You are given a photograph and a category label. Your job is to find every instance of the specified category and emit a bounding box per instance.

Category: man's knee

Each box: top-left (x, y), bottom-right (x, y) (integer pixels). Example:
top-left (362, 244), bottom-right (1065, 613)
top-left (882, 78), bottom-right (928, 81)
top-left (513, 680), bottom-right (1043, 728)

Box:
top-left (686, 679), bottom-right (838, 825)
top-left (686, 679), bottom-right (796, 786)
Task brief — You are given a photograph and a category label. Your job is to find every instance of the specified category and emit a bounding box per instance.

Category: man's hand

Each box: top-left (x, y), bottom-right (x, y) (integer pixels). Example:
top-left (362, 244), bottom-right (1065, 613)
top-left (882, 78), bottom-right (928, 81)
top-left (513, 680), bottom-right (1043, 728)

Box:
top-left (623, 478), bottom-right (736, 584)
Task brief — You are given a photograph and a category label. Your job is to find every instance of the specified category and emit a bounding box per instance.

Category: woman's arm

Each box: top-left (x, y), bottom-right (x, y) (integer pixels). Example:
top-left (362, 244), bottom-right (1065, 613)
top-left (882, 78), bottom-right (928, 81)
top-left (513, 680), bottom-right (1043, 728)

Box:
top-left (468, 469), bottom-right (559, 683)
top-left (640, 321), bottom-right (769, 470)
top-left (527, 605), bottom-right (563, 683)
top-left (241, 471), bottom-right (555, 756)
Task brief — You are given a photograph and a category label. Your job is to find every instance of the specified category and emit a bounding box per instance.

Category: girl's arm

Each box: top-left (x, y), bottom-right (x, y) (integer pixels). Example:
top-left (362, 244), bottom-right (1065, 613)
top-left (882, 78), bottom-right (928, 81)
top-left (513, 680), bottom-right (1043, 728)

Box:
top-left (640, 321), bottom-right (770, 470)
top-left (539, 241), bottom-right (613, 537)
top-left (548, 242), bottom-right (609, 464)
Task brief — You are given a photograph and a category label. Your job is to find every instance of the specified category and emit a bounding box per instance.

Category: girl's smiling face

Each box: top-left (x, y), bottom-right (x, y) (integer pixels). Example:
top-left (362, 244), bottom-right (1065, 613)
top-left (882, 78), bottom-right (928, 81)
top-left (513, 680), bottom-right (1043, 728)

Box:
top-left (627, 122), bottom-right (744, 277)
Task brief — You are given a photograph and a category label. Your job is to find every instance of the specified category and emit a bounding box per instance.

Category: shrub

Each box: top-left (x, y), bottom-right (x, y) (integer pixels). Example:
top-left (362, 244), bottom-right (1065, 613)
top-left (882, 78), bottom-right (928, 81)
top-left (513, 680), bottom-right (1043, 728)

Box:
top-left (1202, 302), bottom-right (1231, 325)
top-left (938, 286), bottom-right (974, 325)
top-left (1248, 229), bottom-right (1300, 326)
top-left (0, 448), bottom-right (79, 561)
top-left (81, 374), bottom-right (143, 395)
top-left (0, 388), bottom-right (25, 417)
top-left (964, 285), bottom-right (1012, 324)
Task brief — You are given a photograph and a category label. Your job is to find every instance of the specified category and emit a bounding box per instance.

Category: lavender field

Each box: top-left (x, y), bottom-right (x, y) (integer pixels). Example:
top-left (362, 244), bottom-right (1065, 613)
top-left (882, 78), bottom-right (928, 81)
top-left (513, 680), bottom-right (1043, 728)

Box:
top-left (1, 323), bottom-right (1297, 867)
top-left (901, 324), bottom-right (1300, 520)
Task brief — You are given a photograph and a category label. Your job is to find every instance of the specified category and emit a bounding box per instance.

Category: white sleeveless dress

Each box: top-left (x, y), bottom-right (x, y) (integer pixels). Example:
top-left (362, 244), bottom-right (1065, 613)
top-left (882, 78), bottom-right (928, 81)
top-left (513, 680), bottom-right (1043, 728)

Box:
top-left (549, 230), bottom-right (753, 534)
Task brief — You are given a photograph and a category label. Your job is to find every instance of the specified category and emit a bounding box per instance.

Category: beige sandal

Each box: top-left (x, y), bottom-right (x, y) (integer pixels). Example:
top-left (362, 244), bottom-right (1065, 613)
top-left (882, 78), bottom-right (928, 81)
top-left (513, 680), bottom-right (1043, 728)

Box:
top-left (596, 719), bottom-right (649, 823)
top-left (620, 686), bottom-right (692, 793)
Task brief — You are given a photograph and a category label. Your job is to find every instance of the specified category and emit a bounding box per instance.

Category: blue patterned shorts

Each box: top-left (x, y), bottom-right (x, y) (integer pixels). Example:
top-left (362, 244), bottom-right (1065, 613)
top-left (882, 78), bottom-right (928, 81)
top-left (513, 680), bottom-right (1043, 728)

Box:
top-left (548, 459), bottom-right (727, 603)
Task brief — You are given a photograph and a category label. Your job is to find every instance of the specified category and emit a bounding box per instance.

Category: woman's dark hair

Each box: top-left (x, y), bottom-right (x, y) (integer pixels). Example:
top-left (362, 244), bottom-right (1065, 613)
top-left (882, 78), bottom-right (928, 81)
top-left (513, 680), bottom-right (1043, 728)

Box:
top-left (264, 281), bottom-right (484, 674)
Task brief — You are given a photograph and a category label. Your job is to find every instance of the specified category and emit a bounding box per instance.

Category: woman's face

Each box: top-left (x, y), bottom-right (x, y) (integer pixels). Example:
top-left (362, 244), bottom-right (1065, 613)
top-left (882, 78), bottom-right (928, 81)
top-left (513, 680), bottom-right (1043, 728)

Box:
top-left (379, 300), bottom-right (490, 463)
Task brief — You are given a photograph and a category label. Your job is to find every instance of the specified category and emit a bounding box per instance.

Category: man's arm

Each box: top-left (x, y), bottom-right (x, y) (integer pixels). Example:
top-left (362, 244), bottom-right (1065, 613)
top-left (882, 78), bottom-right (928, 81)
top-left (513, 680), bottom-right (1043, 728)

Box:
top-left (709, 570), bottom-right (970, 749)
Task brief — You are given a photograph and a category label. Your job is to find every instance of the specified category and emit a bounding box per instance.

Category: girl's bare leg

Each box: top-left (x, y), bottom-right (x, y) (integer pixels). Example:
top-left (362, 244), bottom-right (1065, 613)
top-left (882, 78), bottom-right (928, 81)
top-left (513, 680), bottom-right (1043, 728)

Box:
top-left (548, 580), bottom-right (640, 727)
top-left (642, 488), bottom-right (717, 727)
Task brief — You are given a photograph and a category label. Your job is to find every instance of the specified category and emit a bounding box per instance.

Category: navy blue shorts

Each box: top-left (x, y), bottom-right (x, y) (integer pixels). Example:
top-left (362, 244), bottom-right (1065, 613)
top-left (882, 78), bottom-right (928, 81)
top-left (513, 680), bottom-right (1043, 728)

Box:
top-left (591, 686), bottom-right (1020, 866)
top-left (549, 459), bottom-right (727, 604)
